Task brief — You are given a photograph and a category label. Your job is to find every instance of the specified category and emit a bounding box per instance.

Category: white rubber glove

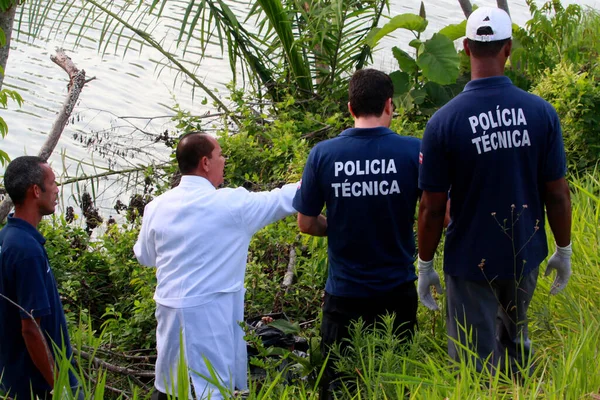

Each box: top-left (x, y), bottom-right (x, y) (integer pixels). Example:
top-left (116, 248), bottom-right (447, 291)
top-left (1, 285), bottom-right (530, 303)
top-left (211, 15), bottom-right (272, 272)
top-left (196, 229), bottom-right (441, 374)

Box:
top-left (417, 257), bottom-right (443, 311)
top-left (544, 243), bottom-right (572, 295)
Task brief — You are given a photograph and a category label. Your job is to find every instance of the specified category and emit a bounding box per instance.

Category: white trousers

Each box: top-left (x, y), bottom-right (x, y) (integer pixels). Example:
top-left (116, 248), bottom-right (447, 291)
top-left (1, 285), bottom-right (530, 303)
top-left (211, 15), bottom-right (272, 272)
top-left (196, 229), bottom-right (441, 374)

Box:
top-left (154, 290), bottom-right (248, 399)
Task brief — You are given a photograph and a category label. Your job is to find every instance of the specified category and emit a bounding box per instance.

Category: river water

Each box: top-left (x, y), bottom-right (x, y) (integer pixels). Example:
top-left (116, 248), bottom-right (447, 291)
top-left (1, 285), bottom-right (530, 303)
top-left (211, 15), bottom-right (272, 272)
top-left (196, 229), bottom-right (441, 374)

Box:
top-left (2, 0), bottom-right (598, 215)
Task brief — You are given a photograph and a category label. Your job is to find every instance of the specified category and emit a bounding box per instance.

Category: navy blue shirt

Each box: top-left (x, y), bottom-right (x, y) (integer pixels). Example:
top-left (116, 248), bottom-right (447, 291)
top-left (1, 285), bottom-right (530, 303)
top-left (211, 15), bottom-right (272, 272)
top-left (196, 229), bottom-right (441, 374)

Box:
top-left (0, 216), bottom-right (77, 397)
top-left (419, 76), bottom-right (566, 281)
top-left (294, 127), bottom-right (420, 297)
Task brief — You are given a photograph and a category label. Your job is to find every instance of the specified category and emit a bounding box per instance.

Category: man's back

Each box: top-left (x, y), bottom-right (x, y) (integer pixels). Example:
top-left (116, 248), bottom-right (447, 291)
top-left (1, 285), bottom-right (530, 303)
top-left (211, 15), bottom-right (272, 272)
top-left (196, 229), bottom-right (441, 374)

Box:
top-left (134, 175), bottom-right (296, 308)
top-left (294, 127), bottom-right (421, 297)
top-left (419, 76), bottom-right (567, 280)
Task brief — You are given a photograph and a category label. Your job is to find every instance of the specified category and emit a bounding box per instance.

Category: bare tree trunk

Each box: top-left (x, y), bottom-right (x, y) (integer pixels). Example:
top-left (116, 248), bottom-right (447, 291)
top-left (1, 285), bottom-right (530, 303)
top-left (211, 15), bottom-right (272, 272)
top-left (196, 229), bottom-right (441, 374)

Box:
top-left (0, 50), bottom-right (90, 222)
top-left (497, 0), bottom-right (510, 16)
top-left (0, 4), bottom-right (17, 91)
top-left (458, 0), bottom-right (473, 19)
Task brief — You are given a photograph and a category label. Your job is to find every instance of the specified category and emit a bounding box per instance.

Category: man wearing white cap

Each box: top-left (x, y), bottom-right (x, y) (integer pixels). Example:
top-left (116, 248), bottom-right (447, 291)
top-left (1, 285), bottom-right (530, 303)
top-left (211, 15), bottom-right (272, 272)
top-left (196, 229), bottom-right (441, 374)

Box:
top-left (417, 7), bottom-right (572, 375)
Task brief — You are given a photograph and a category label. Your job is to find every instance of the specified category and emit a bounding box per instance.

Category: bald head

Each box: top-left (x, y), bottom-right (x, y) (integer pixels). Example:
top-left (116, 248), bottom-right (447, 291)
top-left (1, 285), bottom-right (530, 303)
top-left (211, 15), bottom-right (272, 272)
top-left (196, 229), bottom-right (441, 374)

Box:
top-left (176, 132), bottom-right (216, 174)
top-left (175, 132), bottom-right (225, 187)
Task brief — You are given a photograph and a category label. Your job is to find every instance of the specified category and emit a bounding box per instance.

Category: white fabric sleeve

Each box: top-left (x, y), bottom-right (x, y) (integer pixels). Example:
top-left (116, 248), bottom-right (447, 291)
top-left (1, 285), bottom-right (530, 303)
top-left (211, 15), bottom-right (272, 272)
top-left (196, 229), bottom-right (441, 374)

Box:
top-left (133, 203), bottom-right (157, 267)
top-left (239, 183), bottom-right (298, 234)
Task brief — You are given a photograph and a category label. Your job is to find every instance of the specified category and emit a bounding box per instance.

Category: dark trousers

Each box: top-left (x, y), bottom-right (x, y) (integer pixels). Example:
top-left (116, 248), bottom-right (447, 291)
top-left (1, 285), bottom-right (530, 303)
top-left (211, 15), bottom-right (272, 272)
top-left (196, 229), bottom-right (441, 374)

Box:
top-left (319, 281), bottom-right (418, 400)
top-left (445, 266), bottom-right (539, 376)
top-left (151, 388), bottom-right (171, 400)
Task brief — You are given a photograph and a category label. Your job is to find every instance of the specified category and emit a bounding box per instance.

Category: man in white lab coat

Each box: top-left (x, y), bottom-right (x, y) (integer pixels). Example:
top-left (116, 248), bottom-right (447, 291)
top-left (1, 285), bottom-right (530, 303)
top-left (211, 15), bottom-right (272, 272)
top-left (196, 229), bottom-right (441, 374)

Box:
top-left (134, 132), bottom-right (297, 399)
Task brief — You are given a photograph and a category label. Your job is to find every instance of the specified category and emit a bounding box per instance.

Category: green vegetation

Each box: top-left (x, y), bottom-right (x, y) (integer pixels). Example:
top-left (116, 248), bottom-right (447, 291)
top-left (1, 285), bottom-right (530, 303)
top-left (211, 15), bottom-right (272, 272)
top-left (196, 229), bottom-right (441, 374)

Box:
top-left (1, 1), bottom-right (600, 399)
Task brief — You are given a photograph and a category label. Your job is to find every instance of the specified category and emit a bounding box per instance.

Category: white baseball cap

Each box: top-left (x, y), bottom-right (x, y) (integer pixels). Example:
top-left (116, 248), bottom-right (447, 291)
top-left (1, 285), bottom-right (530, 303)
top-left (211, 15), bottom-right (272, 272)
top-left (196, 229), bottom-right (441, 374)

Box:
top-left (466, 7), bottom-right (512, 42)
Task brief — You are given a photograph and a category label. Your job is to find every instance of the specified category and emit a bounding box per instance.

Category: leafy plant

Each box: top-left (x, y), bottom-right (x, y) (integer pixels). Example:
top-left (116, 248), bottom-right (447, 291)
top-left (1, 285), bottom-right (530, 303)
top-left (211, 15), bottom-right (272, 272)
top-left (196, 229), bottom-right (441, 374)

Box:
top-left (532, 62), bottom-right (600, 172)
top-left (366, 2), bottom-right (463, 115)
top-left (0, 26), bottom-right (22, 166)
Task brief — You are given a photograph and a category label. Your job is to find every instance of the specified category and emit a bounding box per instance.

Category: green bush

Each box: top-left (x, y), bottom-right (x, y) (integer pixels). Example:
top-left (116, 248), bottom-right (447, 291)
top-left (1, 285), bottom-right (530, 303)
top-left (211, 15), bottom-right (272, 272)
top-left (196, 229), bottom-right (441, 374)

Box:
top-left (532, 62), bottom-right (600, 172)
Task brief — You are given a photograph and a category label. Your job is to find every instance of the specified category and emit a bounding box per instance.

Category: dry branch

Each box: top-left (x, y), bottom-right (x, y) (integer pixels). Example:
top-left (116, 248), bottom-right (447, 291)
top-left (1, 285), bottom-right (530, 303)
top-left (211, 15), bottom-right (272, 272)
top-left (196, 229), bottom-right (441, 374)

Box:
top-left (458, 0), bottom-right (473, 18)
top-left (75, 349), bottom-right (156, 378)
top-left (496, 0), bottom-right (510, 15)
top-left (81, 367), bottom-right (132, 399)
top-left (0, 49), bottom-right (90, 222)
top-left (282, 246), bottom-right (297, 291)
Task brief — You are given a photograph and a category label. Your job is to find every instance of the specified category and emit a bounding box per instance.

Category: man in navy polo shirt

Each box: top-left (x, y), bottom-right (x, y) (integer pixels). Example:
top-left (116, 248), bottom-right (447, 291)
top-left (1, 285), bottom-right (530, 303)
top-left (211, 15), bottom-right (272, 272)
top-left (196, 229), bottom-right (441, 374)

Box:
top-left (417, 7), bottom-right (573, 375)
top-left (0, 156), bottom-right (80, 399)
top-left (294, 68), bottom-right (421, 399)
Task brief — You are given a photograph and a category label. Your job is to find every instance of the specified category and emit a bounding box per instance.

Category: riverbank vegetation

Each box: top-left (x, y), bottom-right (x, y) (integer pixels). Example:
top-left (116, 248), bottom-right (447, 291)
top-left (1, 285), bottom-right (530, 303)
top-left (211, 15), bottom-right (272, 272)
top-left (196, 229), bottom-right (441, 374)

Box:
top-left (2, 0), bottom-right (600, 398)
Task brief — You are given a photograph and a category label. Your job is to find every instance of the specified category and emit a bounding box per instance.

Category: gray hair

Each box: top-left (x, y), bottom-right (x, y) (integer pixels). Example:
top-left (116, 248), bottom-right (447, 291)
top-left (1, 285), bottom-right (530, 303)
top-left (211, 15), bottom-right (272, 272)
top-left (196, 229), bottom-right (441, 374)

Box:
top-left (4, 156), bottom-right (46, 205)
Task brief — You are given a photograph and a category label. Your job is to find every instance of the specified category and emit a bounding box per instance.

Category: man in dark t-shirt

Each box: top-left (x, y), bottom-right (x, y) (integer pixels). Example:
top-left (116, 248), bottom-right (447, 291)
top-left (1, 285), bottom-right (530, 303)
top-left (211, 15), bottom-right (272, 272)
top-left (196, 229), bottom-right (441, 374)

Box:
top-left (294, 68), bottom-right (421, 399)
top-left (0, 156), bottom-right (80, 399)
top-left (417, 7), bottom-right (573, 375)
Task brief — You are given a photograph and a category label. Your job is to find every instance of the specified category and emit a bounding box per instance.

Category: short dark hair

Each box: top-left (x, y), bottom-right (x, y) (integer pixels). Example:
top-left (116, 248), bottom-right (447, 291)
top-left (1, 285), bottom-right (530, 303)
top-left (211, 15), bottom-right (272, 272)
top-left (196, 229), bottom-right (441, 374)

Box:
top-left (175, 132), bottom-right (215, 174)
top-left (4, 156), bottom-right (47, 206)
top-left (467, 26), bottom-right (511, 58)
top-left (348, 69), bottom-right (394, 118)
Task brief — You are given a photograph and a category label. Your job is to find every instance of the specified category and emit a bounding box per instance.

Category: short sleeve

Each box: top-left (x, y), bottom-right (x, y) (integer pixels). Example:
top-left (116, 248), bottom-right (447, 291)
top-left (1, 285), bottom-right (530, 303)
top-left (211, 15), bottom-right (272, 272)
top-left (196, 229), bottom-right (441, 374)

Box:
top-left (418, 120), bottom-right (451, 192)
top-left (15, 256), bottom-right (51, 319)
top-left (293, 147), bottom-right (325, 216)
top-left (542, 106), bottom-right (567, 182)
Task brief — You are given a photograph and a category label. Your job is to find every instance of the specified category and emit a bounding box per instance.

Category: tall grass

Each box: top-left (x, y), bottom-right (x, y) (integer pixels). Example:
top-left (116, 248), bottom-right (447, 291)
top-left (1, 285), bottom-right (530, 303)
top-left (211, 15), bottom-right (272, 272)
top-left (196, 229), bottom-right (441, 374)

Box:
top-left (9, 174), bottom-right (596, 400)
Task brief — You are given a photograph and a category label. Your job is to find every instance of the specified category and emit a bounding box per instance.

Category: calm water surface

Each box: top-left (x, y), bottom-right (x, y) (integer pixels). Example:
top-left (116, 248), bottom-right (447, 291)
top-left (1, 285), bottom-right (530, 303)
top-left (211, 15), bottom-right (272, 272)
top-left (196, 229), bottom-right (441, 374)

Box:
top-left (2, 0), bottom-right (598, 213)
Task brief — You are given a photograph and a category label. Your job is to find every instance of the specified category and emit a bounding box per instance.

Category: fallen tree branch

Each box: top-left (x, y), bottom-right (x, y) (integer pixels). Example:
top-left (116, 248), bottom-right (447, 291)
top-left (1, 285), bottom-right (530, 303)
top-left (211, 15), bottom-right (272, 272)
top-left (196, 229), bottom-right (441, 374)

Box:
top-left (82, 345), bottom-right (157, 361)
top-left (75, 349), bottom-right (156, 378)
top-left (59, 163), bottom-right (171, 186)
top-left (283, 246), bottom-right (297, 291)
top-left (81, 367), bottom-right (132, 399)
top-left (496, 0), bottom-right (510, 16)
top-left (457, 0), bottom-right (472, 18)
top-left (0, 49), bottom-right (90, 222)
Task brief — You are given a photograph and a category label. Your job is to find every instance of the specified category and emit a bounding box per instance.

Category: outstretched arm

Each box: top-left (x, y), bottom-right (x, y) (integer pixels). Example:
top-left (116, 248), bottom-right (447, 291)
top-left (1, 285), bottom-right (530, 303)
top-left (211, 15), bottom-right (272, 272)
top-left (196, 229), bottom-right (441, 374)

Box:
top-left (242, 183), bottom-right (298, 234)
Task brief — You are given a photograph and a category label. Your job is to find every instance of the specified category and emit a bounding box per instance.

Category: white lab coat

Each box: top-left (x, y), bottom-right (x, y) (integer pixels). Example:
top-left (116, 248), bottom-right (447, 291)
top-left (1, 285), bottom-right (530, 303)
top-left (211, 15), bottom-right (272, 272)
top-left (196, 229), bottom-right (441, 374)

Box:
top-left (134, 175), bottom-right (297, 398)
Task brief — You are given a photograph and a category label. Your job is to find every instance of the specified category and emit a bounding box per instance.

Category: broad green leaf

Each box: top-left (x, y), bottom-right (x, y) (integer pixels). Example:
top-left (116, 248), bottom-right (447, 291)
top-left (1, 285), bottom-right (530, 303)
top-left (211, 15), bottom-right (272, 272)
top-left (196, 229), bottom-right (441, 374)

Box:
top-left (0, 27), bottom-right (5, 47)
top-left (390, 70), bottom-right (410, 96)
top-left (268, 319), bottom-right (300, 335)
top-left (409, 39), bottom-right (422, 49)
top-left (393, 93), bottom-right (414, 112)
top-left (410, 88), bottom-right (427, 105)
top-left (367, 14), bottom-right (428, 48)
top-left (0, 149), bottom-right (9, 167)
top-left (392, 46), bottom-right (417, 74)
top-left (364, 27), bottom-right (381, 47)
top-left (438, 20), bottom-right (467, 41)
top-left (417, 33), bottom-right (460, 85)
top-left (0, 117), bottom-right (7, 138)
top-left (424, 81), bottom-right (451, 107)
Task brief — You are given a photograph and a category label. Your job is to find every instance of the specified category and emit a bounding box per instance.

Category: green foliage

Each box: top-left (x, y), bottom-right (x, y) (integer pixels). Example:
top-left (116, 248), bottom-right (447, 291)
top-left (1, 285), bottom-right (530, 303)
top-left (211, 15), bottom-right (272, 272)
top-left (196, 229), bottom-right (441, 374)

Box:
top-left (0, 26), bottom-right (23, 166)
top-left (42, 216), bottom-right (157, 350)
top-left (0, 0), bottom-right (16, 13)
top-left (367, 3), bottom-right (463, 117)
top-left (511, 0), bottom-right (600, 83)
top-left (532, 62), bottom-right (600, 172)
